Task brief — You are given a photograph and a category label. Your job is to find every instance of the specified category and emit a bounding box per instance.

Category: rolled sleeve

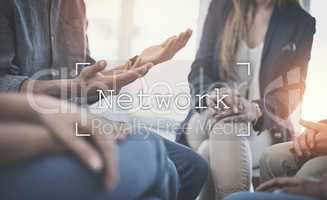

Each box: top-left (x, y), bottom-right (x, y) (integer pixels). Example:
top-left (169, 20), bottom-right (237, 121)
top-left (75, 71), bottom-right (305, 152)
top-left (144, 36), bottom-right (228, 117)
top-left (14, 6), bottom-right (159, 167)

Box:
top-left (0, 74), bottom-right (29, 92)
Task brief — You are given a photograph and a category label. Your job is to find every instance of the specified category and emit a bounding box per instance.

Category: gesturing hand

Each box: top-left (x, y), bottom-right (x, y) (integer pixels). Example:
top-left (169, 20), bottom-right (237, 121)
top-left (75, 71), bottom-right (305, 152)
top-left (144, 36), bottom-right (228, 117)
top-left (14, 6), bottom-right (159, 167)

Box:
top-left (76, 60), bottom-right (153, 95)
top-left (290, 119), bottom-right (327, 159)
top-left (36, 96), bottom-right (130, 189)
top-left (289, 128), bottom-right (317, 159)
top-left (139, 29), bottom-right (193, 65)
top-left (256, 177), bottom-right (323, 199)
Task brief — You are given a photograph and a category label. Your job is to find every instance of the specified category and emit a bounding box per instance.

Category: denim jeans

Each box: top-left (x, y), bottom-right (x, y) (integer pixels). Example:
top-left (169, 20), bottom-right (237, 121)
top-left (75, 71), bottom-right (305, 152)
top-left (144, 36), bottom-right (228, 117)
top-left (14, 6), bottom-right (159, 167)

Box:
top-left (225, 192), bottom-right (318, 200)
top-left (162, 137), bottom-right (209, 200)
top-left (0, 133), bottom-right (178, 200)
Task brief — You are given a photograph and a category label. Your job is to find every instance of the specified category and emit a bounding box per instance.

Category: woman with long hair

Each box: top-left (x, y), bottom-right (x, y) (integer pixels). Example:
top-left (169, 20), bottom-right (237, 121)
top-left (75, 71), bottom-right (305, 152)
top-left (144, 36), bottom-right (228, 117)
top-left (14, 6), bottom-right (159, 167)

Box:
top-left (181, 0), bottom-right (316, 199)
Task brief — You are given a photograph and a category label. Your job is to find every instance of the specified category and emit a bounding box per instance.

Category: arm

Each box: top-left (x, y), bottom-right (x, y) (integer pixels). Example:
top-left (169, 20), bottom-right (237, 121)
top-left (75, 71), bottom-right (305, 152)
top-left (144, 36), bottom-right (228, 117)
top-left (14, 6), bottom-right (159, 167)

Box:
top-left (0, 1), bottom-right (83, 97)
top-left (0, 123), bottom-right (62, 166)
top-left (0, 0), bottom-right (30, 92)
top-left (257, 176), bottom-right (325, 199)
top-left (0, 93), bottom-right (121, 189)
top-left (0, 94), bottom-right (48, 123)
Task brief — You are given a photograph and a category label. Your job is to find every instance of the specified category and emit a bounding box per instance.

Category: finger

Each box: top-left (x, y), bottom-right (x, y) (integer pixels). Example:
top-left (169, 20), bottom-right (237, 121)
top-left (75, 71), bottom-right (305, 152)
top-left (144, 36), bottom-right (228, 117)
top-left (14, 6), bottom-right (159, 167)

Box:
top-left (256, 177), bottom-right (299, 192)
top-left (224, 95), bottom-right (239, 114)
top-left (165, 36), bottom-right (179, 55)
top-left (293, 136), bottom-right (304, 157)
top-left (172, 33), bottom-right (185, 52)
top-left (132, 63), bottom-right (153, 76)
top-left (299, 134), bottom-right (312, 157)
top-left (221, 114), bottom-right (249, 123)
top-left (280, 186), bottom-right (303, 195)
top-left (107, 63), bottom-right (153, 89)
top-left (161, 36), bottom-right (175, 47)
top-left (80, 60), bottom-right (107, 79)
top-left (92, 123), bottom-right (118, 190)
top-left (221, 89), bottom-right (240, 113)
top-left (131, 57), bottom-right (143, 69)
top-left (300, 120), bottom-right (327, 132)
top-left (233, 96), bottom-right (244, 114)
top-left (214, 110), bottom-right (235, 121)
top-left (180, 29), bottom-right (193, 48)
top-left (306, 129), bottom-right (317, 149)
top-left (50, 124), bottom-right (103, 172)
top-left (207, 90), bottom-right (219, 108)
top-left (175, 31), bottom-right (190, 51)
top-left (95, 139), bottom-right (118, 190)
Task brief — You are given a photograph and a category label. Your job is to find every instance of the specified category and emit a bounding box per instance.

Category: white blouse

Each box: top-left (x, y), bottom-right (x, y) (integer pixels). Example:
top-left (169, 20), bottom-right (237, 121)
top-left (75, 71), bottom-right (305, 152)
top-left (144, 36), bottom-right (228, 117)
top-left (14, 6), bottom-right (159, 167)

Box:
top-left (235, 40), bottom-right (264, 101)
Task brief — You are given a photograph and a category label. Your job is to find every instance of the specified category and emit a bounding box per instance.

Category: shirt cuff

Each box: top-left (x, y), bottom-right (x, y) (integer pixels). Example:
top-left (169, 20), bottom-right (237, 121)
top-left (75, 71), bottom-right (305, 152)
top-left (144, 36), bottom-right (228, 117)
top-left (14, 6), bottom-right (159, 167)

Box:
top-left (0, 74), bottom-right (29, 92)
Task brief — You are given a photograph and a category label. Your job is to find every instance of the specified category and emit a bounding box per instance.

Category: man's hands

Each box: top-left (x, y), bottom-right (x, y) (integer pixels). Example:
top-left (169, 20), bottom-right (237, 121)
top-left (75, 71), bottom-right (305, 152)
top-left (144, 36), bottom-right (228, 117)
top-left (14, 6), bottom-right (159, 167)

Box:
top-left (36, 96), bottom-right (130, 189)
top-left (139, 29), bottom-right (193, 65)
top-left (76, 60), bottom-right (153, 96)
top-left (290, 120), bottom-right (327, 159)
top-left (21, 31), bottom-right (192, 99)
top-left (75, 28), bottom-right (193, 97)
top-left (256, 177), bottom-right (323, 199)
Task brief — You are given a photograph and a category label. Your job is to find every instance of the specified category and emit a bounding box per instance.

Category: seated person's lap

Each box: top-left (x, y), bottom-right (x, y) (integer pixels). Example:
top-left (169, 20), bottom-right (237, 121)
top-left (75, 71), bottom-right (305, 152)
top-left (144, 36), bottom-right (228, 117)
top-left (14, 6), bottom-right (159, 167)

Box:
top-left (0, 134), bottom-right (176, 200)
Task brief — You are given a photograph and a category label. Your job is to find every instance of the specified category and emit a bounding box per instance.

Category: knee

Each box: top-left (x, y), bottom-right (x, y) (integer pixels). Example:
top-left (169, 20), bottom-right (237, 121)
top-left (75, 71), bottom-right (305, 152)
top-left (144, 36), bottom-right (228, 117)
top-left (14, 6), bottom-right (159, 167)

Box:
top-left (297, 156), bottom-right (327, 178)
top-left (259, 144), bottom-right (286, 180)
top-left (0, 154), bottom-right (98, 200)
top-left (259, 147), bottom-right (273, 171)
top-left (224, 192), bottom-right (257, 200)
top-left (260, 146), bottom-right (277, 173)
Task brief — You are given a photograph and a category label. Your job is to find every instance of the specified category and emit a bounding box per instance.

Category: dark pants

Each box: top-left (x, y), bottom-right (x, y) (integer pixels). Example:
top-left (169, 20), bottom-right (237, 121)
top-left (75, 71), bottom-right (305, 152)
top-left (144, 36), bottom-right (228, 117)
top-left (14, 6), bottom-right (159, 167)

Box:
top-left (0, 134), bottom-right (178, 200)
top-left (163, 137), bottom-right (209, 200)
top-left (225, 192), bottom-right (318, 200)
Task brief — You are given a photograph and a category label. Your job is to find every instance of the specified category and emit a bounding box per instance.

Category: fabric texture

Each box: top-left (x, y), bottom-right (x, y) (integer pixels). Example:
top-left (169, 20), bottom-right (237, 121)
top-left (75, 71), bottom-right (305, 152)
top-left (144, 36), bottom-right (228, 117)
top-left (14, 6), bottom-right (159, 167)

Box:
top-left (260, 142), bottom-right (327, 182)
top-left (0, 133), bottom-right (178, 200)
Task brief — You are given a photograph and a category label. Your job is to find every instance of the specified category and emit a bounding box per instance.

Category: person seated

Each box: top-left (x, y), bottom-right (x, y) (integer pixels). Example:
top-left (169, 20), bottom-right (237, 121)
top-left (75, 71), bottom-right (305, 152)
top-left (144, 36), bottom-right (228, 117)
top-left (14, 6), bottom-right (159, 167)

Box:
top-left (227, 118), bottom-right (327, 200)
top-left (0, 1), bottom-right (208, 199)
top-left (0, 93), bottom-right (179, 200)
top-left (260, 119), bottom-right (327, 182)
top-left (178, 0), bottom-right (315, 199)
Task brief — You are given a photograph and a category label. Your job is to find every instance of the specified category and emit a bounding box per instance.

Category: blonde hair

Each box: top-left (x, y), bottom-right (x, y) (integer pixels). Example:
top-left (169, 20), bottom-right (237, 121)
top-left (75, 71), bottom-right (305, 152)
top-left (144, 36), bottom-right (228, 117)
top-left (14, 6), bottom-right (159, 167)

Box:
top-left (219, 0), bottom-right (299, 80)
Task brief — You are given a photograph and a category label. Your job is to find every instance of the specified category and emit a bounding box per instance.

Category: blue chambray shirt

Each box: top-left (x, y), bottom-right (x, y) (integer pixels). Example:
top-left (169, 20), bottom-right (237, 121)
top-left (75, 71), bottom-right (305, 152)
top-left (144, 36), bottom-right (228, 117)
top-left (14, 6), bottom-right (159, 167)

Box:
top-left (0, 0), bottom-right (95, 92)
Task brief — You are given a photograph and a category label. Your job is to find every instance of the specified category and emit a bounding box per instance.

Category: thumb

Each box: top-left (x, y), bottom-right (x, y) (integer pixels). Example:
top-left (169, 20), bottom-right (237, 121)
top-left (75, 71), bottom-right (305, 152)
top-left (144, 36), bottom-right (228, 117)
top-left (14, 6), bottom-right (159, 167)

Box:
top-left (132, 63), bottom-right (153, 76)
top-left (300, 119), bottom-right (327, 132)
top-left (81, 60), bottom-right (107, 79)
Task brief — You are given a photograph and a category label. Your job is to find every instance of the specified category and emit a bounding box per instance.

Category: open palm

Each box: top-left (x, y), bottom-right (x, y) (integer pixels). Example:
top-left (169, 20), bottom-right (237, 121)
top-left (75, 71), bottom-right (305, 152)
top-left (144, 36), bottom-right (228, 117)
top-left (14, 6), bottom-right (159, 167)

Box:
top-left (140, 29), bottom-right (192, 65)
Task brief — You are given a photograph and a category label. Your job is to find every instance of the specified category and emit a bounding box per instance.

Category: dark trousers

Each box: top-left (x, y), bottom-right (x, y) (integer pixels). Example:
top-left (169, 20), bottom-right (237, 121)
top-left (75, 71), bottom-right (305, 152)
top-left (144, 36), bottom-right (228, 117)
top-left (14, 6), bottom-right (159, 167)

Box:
top-left (163, 137), bottom-right (208, 200)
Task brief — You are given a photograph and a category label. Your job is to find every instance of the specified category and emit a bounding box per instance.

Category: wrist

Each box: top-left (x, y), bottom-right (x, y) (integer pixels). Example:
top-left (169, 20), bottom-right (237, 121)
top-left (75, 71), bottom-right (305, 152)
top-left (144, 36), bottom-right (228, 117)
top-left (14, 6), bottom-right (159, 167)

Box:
top-left (20, 79), bottom-right (29, 93)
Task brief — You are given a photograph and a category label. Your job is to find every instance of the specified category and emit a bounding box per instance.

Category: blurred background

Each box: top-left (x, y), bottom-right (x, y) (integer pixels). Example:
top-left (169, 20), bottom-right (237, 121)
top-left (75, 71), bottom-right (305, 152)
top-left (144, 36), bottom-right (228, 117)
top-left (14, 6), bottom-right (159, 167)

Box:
top-left (85, 0), bottom-right (327, 131)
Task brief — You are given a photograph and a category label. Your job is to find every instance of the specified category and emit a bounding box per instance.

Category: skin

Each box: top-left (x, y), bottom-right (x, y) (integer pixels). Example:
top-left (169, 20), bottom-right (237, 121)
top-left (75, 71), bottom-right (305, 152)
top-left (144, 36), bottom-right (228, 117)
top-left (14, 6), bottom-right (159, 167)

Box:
top-left (20, 29), bottom-right (193, 98)
top-left (261, 120), bottom-right (327, 199)
top-left (290, 120), bottom-right (327, 160)
top-left (0, 94), bottom-right (130, 189)
top-left (256, 176), bottom-right (325, 199)
top-left (0, 123), bottom-right (60, 166)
